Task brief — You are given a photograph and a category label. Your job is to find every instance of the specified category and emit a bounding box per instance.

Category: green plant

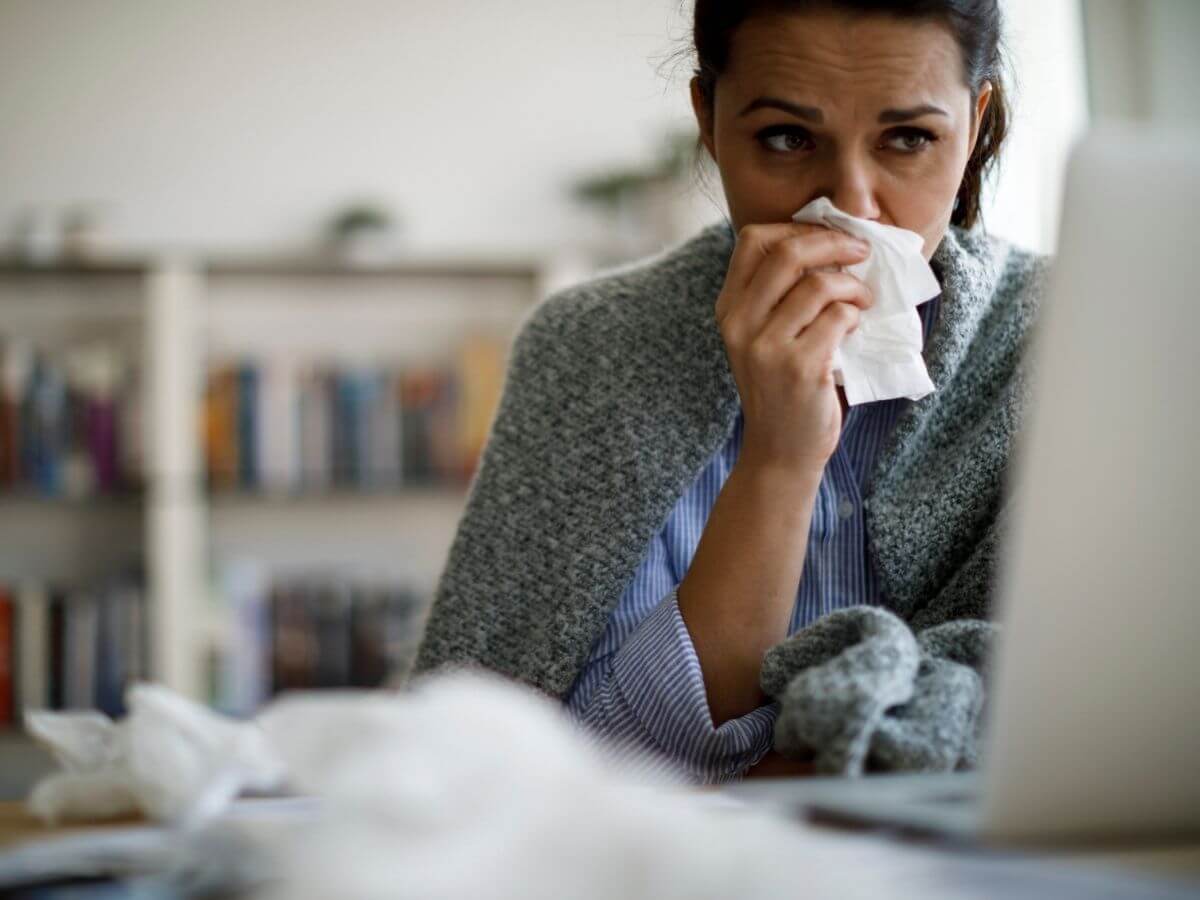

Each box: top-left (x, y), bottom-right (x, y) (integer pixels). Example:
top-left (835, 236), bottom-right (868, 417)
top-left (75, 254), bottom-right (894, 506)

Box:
top-left (570, 130), bottom-right (698, 211)
top-left (329, 204), bottom-right (392, 237)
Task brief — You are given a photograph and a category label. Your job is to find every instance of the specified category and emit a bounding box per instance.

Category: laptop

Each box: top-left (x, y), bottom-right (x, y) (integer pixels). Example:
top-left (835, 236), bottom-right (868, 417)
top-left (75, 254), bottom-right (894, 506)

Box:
top-left (726, 123), bottom-right (1200, 845)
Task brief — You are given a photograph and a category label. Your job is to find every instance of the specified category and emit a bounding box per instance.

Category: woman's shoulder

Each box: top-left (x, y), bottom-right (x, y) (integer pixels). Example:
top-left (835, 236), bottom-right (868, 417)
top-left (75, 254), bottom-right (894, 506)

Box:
top-left (949, 225), bottom-right (1052, 295)
top-left (939, 224), bottom-right (1053, 331)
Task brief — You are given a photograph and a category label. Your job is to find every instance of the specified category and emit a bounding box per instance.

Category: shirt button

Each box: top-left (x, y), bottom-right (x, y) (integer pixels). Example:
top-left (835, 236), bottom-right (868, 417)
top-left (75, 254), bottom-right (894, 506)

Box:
top-left (837, 496), bottom-right (855, 520)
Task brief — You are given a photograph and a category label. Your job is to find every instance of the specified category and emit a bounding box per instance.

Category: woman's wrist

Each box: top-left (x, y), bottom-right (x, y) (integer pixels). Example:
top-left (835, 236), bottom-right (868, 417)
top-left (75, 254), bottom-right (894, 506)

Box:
top-left (730, 455), bottom-right (825, 504)
top-left (676, 456), bottom-right (824, 726)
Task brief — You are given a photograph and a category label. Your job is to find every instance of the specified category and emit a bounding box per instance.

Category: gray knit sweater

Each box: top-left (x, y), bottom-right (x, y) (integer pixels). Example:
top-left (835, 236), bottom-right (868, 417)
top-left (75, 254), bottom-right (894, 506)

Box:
top-left (758, 606), bottom-right (995, 774)
top-left (412, 220), bottom-right (1049, 710)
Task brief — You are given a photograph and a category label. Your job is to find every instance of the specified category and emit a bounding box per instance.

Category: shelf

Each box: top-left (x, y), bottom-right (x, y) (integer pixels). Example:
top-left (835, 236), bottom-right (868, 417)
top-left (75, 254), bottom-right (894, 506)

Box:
top-left (0, 500), bottom-right (143, 583)
top-left (0, 255), bottom-right (548, 281)
top-left (205, 485), bottom-right (470, 505)
top-left (204, 257), bottom-right (544, 281)
top-left (207, 490), bottom-right (466, 586)
top-left (0, 258), bottom-right (151, 277)
top-left (0, 251), bottom-right (543, 703)
top-left (0, 487), bottom-right (469, 507)
top-left (0, 490), bottom-right (145, 508)
top-left (0, 256), bottom-right (544, 278)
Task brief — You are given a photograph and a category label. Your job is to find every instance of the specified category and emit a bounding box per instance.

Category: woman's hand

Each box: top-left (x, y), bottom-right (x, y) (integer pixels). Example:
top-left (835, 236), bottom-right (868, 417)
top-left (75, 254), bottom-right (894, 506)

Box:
top-left (716, 223), bottom-right (873, 480)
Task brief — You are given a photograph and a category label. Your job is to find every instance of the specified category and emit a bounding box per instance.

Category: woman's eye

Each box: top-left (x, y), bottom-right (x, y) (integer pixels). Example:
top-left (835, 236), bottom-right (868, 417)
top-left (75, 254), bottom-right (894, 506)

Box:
top-left (757, 127), bottom-right (813, 154)
top-left (884, 128), bottom-right (937, 153)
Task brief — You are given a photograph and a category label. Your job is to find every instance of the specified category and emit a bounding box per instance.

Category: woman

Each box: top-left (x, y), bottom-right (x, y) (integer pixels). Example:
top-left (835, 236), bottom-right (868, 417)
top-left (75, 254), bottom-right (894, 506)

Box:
top-left (413, 0), bottom-right (1049, 783)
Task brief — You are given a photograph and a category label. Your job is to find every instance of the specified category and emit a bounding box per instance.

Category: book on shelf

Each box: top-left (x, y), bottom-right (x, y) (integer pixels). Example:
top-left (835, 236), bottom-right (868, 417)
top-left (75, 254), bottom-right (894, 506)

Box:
top-left (236, 363), bottom-right (260, 489)
top-left (209, 565), bottom-right (429, 716)
top-left (0, 338), bottom-right (142, 499)
top-left (215, 560), bottom-right (271, 717)
top-left (456, 335), bottom-right (507, 483)
top-left (0, 588), bottom-right (12, 726)
top-left (16, 582), bottom-right (47, 720)
top-left (1, 565), bottom-right (430, 724)
top-left (261, 357), bottom-right (299, 492)
top-left (203, 365), bottom-right (240, 492)
top-left (399, 366), bottom-right (458, 486)
top-left (296, 362), bottom-right (330, 492)
top-left (0, 569), bottom-right (147, 727)
top-left (201, 335), bottom-right (508, 495)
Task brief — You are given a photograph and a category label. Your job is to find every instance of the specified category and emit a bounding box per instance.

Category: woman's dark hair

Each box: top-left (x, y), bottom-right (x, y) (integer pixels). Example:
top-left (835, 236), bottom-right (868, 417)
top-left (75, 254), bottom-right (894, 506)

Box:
top-left (691, 0), bottom-right (1010, 230)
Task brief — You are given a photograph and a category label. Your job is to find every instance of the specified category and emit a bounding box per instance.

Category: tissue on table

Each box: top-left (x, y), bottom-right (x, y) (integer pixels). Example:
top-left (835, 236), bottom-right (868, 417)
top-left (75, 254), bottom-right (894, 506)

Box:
top-left (255, 671), bottom-right (910, 900)
top-left (23, 675), bottom-right (913, 899)
top-left (25, 683), bottom-right (286, 828)
top-left (27, 673), bottom-right (1015, 899)
top-left (791, 197), bottom-right (941, 405)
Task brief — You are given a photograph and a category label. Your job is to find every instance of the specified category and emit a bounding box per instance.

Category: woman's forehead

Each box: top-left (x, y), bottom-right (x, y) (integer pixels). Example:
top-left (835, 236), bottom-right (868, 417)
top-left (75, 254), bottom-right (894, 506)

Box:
top-left (721, 11), bottom-right (968, 111)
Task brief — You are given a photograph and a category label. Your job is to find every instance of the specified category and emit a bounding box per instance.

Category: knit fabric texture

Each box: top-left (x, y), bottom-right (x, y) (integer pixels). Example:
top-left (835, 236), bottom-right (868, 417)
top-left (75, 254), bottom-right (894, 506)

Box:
top-left (411, 219), bottom-right (1049, 704)
top-left (758, 607), bottom-right (995, 774)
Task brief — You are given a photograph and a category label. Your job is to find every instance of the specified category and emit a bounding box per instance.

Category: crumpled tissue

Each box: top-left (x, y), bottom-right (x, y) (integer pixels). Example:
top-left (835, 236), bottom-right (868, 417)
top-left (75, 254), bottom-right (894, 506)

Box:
top-left (22, 673), bottom-right (926, 899)
top-left (792, 196), bottom-right (941, 405)
top-left (254, 671), bottom-right (912, 900)
top-left (25, 683), bottom-right (285, 828)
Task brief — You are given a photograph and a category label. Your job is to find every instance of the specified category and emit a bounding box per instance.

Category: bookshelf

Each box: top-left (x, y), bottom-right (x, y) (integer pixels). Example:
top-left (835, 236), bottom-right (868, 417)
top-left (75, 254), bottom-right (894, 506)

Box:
top-left (0, 251), bottom-right (583, 726)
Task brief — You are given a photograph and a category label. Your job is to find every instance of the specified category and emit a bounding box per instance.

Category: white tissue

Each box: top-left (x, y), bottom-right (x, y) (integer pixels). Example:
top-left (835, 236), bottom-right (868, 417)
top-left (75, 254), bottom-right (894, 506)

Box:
top-left (23, 674), bottom-right (946, 898)
top-left (25, 684), bottom-right (286, 828)
top-left (256, 671), bottom-right (906, 900)
top-left (791, 197), bottom-right (941, 405)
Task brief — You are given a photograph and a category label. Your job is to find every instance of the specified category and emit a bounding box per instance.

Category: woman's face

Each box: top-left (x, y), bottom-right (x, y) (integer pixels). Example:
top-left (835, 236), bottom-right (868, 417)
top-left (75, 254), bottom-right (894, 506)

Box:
top-left (691, 11), bottom-right (992, 260)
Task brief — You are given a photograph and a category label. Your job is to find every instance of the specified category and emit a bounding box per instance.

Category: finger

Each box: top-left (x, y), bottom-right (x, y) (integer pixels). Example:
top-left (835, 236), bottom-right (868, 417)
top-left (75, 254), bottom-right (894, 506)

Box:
top-left (717, 222), bottom-right (843, 321)
top-left (718, 227), bottom-right (869, 332)
top-left (792, 300), bottom-right (862, 369)
top-left (759, 271), bottom-right (872, 344)
top-left (727, 223), bottom-right (817, 286)
top-left (747, 229), bottom-right (869, 298)
top-left (734, 235), bottom-right (870, 335)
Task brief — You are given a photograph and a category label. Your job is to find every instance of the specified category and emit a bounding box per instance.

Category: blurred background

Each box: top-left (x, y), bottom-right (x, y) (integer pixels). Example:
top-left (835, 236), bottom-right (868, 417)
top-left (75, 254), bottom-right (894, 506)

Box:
top-left (0, 0), bottom-right (1196, 785)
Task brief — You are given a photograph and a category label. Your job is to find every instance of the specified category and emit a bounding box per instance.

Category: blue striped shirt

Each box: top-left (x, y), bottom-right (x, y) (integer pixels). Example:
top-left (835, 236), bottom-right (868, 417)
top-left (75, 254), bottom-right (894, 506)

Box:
top-left (564, 293), bottom-right (943, 783)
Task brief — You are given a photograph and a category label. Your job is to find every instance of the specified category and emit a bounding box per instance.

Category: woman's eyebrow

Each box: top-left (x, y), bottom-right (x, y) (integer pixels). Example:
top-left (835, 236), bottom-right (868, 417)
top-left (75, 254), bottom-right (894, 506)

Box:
top-left (877, 104), bottom-right (949, 123)
top-left (738, 97), bottom-right (949, 123)
top-left (738, 97), bottom-right (823, 121)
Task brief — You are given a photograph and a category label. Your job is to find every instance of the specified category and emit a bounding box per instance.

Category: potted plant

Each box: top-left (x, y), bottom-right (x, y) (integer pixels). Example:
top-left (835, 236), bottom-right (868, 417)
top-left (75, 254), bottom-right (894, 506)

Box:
top-left (326, 202), bottom-right (397, 265)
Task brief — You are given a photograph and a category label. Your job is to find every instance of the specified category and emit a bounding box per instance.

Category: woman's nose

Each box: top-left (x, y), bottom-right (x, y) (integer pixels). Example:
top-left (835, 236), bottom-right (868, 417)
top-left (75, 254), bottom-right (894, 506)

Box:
top-left (824, 157), bottom-right (881, 221)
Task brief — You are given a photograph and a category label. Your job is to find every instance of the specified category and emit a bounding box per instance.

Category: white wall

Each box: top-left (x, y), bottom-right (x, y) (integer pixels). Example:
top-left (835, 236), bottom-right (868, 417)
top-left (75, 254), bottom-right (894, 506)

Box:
top-left (1082, 0), bottom-right (1200, 125)
top-left (1145, 0), bottom-right (1200, 124)
top-left (0, 0), bottom-right (1086, 259)
top-left (0, 0), bottom-right (699, 257)
top-left (984, 0), bottom-right (1089, 254)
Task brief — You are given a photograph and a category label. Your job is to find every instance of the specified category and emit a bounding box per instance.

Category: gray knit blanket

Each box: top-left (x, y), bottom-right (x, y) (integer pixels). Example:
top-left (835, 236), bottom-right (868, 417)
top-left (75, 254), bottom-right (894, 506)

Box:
top-left (412, 220), bottom-right (1048, 777)
top-left (759, 607), bottom-right (996, 775)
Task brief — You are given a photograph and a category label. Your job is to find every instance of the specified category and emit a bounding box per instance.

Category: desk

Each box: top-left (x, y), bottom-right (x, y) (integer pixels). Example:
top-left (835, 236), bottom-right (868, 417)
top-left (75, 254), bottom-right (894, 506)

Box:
top-left (0, 798), bottom-right (316, 896)
top-left (3, 798), bottom-right (1199, 898)
top-left (725, 776), bottom-right (1200, 893)
top-left (0, 802), bottom-right (145, 849)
